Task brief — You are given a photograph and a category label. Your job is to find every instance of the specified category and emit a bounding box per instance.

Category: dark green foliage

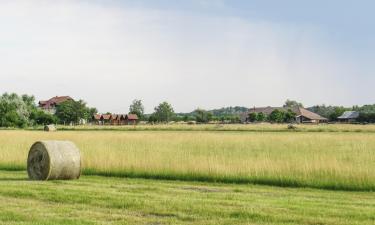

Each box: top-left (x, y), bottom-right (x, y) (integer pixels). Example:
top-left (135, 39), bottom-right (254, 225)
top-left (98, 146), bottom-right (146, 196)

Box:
top-left (209, 106), bottom-right (249, 116)
top-left (257, 112), bottom-right (266, 122)
top-left (283, 99), bottom-right (303, 108)
top-left (283, 109), bottom-right (296, 123)
top-left (30, 109), bottom-right (57, 125)
top-left (268, 110), bottom-right (285, 123)
top-left (357, 105), bottom-right (375, 123)
top-left (129, 99), bottom-right (145, 120)
top-left (152, 101), bottom-right (175, 122)
top-left (309, 105), bottom-right (350, 121)
top-left (248, 113), bottom-right (258, 122)
top-left (194, 108), bottom-right (213, 123)
top-left (266, 109), bottom-right (296, 123)
top-left (0, 93), bottom-right (30, 127)
top-left (55, 99), bottom-right (95, 124)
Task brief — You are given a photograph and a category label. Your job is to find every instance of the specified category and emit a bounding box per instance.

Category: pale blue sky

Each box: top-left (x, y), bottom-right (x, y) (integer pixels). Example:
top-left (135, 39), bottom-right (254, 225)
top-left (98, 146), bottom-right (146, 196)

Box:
top-left (0, 0), bottom-right (374, 113)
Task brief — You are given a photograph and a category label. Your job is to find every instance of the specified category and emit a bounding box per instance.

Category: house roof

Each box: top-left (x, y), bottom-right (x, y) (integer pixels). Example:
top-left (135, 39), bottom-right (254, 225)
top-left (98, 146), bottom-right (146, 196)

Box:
top-left (295, 107), bottom-right (328, 121)
top-left (102, 114), bottom-right (112, 120)
top-left (39, 96), bottom-right (73, 109)
top-left (93, 114), bottom-right (102, 120)
top-left (126, 114), bottom-right (139, 120)
top-left (245, 106), bottom-right (327, 121)
top-left (248, 106), bottom-right (284, 115)
top-left (338, 111), bottom-right (359, 119)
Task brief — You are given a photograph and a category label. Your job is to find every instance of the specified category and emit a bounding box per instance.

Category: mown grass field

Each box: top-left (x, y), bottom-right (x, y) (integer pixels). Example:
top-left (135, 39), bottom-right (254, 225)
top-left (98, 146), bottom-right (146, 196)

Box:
top-left (0, 170), bottom-right (374, 225)
top-left (0, 128), bottom-right (374, 191)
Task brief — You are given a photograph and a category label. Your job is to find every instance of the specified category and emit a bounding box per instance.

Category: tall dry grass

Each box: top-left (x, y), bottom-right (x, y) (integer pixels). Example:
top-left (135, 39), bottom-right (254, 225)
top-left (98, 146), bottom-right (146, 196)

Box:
top-left (31, 123), bottom-right (375, 133)
top-left (0, 130), bottom-right (374, 190)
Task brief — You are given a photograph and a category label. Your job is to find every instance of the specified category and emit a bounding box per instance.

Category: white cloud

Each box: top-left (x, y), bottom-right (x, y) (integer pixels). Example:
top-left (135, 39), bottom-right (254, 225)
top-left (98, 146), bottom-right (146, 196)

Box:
top-left (0, 1), bottom-right (362, 113)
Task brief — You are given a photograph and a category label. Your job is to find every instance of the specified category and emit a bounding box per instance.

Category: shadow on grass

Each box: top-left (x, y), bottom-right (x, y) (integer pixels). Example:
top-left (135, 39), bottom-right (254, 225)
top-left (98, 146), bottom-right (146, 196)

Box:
top-left (83, 169), bottom-right (375, 192)
top-left (0, 177), bottom-right (29, 181)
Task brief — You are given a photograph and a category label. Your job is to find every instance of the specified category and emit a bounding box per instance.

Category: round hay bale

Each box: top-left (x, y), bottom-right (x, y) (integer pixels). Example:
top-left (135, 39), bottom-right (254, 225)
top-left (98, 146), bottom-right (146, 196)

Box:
top-left (44, 124), bottom-right (56, 132)
top-left (27, 141), bottom-right (81, 180)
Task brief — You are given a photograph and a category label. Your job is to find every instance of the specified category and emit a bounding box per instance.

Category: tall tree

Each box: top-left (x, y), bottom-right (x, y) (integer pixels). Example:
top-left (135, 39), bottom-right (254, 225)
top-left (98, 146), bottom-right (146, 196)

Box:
top-left (153, 101), bottom-right (175, 122)
top-left (55, 99), bottom-right (91, 124)
top-left (247, 112), bottom-right (258, 122)
top-left (194, 108), bottom-right (213, 123)
top-left (268, 109), bottom-right (285, 123)
top-left (284, 99), bottom-right (303, 108)
top-left (129, 99), bottom-right (145, 119)
top-left (0, 93), bottom-right (30, 127)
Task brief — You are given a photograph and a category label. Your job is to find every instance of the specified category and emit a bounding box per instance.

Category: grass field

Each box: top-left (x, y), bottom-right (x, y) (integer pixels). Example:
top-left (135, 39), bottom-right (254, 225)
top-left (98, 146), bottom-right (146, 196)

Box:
top-left (0, 129), bottom-right (374, 191)
top-left (31, 123), bottom-right (375, 133)
top-left (0, 170), bottom-right (374, 225)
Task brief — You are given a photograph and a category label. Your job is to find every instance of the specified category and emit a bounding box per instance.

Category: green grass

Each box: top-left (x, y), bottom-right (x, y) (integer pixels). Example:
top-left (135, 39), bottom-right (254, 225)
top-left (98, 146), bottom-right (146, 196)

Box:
top-left (0, 170), bottom-right (374, 225)
top-left (1, 130), bottom-right (375, 191)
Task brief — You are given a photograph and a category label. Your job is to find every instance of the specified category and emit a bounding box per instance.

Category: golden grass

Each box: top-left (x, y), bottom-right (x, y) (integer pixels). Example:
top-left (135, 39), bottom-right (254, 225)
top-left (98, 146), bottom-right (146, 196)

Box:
top-left (0, 129), bottom-right (374, 190)
top-left (33, 123), bottom-right (375, 133)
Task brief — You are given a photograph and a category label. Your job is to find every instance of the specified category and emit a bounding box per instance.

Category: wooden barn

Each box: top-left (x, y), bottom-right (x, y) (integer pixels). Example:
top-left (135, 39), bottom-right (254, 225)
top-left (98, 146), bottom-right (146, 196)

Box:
top-left (92, 114), bottom-right (138, 125)
top-left (125, 114), bottom-right (139, 125)
top-left (101, 114), bottom-right (112, 125)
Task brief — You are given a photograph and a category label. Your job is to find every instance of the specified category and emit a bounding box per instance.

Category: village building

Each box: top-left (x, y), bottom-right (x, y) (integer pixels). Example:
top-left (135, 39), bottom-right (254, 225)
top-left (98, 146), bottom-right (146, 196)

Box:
top-left (241, 106), bottom-right (328, 124)
top-left (124, 114), bottom-right (139, 125)
top-left (101, 114), bottom-right (112, 125)
top-left (93, 113), bottom-right (139, 125)
top-left (337, 111), bottom-right (359, 123)
top-left (39, 96), bottom-right (73, 114)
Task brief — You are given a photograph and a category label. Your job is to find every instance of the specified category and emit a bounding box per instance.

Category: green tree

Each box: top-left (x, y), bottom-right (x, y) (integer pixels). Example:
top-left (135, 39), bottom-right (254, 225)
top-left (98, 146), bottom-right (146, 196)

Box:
top-left (0, 93), bottom-right (30, 127)
top-left (87, 107), bottom-right (98, 122)
top-left (268, 110), bottom-right (285, 123)
top-left (32, 109), bottom-right (57, 125)
top-left (55, 99), bottom-right (91, 124)
top-left (247, 112), bottom-right (258, 122)
top-left (284, 99), bottom-right (303, 108)
top-left (329, 107), bottom-right (347, 121)
top-left (283, 109), bottom-right (297, 123)
top-left (194, 108), bottom-right (213, 123)
top-left (129, 99), bottom-right (145, 119)
top-left (153, 101), bottom-right (175, 122)
top-left (257, 112), bottom-right (266, 122)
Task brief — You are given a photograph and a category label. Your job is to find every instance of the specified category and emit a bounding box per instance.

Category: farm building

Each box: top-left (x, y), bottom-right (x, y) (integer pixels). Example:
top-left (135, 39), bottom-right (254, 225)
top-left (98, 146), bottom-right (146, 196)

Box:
top-left (241, 106), bottom-right (328, 124)
top-left (337, 111), bottom-right (359, 123)
top-left (93, 114), bottom-right (139, 125)
top-left (101, 114), bottom-right (112, 125)
top-left (39, 96), bottom-right (73, 114)
top-left (125, 114), bottom-right (139, 125)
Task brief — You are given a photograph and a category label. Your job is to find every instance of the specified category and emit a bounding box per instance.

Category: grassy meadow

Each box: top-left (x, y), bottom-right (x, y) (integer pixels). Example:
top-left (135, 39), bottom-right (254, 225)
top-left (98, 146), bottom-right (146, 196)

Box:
top-left (0, 170), bottom-right (374, 225)
top-left (0, 127), bottom-right (374, 191)
top-left (44, 123), bottom-right (375, 133)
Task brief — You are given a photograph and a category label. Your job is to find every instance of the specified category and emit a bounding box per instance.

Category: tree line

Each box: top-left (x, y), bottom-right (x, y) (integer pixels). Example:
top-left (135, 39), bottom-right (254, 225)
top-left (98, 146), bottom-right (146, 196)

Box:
top-left (2, 93), bottom-right (375, 128)
top-left (0, 93), bottom-right (97, 127)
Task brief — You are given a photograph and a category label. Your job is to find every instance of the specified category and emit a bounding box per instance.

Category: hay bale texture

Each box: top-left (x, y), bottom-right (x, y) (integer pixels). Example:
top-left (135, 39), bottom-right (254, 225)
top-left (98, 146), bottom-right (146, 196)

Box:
top-left (27, 141), bottom-right (81, 180)
top-left (44, 124), bottom-right (56, 132)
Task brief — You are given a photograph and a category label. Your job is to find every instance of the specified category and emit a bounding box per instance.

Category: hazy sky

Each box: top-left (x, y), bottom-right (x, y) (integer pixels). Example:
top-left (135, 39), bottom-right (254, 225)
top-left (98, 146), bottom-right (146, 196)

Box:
top-left (1, 0), bottom-right (374, 113)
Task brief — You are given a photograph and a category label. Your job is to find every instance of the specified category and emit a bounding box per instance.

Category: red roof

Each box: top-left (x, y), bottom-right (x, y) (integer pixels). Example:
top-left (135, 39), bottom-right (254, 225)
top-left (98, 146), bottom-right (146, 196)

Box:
top-left (102, 114), bottom-right (112, 120)
top-left (126, 114), bottom-right (138, 120)
top-left (93, 114), bottom-right (102, 120)
top-left (39, 96), bottom-right (73, 109)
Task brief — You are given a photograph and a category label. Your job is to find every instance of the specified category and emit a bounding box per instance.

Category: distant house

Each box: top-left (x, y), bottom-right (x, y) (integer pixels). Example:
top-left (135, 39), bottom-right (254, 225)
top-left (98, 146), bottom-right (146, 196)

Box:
top-left (39, 96), bottom-right (73, 114)
top-left (93, 114), bottom-right (102, 125)
top-left (124, 114), bottom-right (139, 125)
top-left (294, 107), bottom-right (328, 123)
top-left (101, 114), bottom-right (112, 125)
top-left (241, 106), bottom-right (328, 124)
top-left (337, 111), bottom-right (359, 123)
top-left (92, 113), bottom-right (138, 125)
